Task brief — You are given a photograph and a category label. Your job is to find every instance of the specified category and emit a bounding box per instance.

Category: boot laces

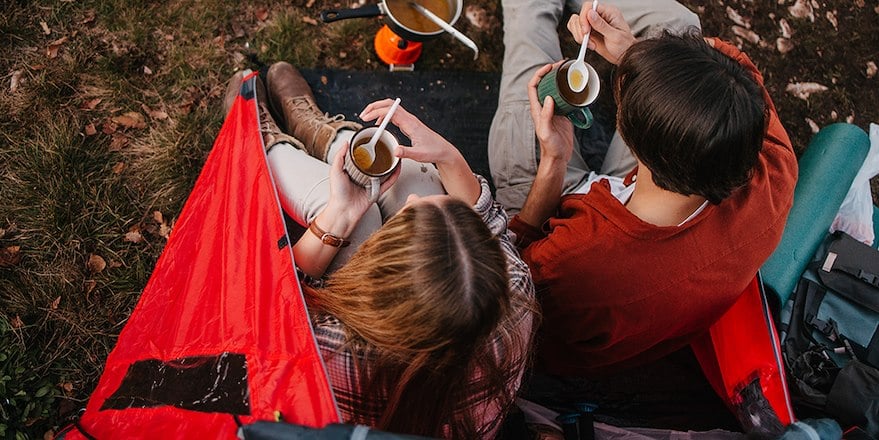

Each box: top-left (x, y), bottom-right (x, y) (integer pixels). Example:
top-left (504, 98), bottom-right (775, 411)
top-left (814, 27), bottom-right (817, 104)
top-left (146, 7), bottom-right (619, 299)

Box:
top-left (257, 103), bottom-right (283, 136)
top-left (287, 96), bottom-right (345, 133)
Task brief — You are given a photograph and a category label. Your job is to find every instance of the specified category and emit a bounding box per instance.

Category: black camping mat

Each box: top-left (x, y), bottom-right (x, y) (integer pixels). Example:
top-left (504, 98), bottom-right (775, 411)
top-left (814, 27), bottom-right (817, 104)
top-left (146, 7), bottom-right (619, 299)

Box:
top-left (297, 69), bottom-right (616, 185)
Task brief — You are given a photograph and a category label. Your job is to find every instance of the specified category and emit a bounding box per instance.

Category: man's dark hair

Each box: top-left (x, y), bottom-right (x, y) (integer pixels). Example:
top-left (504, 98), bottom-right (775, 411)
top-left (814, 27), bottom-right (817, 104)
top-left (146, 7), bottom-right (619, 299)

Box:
top-left (614, 31), bottom-right (767, 204)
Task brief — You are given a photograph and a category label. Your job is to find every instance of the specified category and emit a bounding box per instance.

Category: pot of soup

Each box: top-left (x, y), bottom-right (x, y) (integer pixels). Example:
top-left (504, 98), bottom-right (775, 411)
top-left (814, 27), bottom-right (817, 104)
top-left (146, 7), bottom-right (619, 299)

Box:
top-left (320, 0), bottom-right (462, 42)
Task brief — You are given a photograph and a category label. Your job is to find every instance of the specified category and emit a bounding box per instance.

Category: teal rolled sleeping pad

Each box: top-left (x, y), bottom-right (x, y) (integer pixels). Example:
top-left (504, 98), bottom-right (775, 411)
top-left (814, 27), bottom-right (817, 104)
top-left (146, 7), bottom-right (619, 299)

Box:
top-left (761, 123), bottom-right (871, 305)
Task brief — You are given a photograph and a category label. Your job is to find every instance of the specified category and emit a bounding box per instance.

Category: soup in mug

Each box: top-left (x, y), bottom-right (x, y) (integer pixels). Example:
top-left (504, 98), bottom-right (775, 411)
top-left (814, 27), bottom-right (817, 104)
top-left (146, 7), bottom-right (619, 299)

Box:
top-left (353, 138), bottom-right (396, 175)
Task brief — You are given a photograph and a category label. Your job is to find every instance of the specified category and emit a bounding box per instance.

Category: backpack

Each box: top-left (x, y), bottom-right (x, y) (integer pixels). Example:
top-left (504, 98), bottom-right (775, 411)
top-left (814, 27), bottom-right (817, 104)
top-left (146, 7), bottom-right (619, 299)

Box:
top-left (780, 232), bottom-right (879, 437)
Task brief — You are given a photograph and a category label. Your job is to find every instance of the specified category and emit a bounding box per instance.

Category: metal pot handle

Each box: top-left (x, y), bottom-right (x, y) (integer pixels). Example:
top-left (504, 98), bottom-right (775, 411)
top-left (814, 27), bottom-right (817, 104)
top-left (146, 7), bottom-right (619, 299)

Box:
top-left (320, 4), bottom-right (383, 23)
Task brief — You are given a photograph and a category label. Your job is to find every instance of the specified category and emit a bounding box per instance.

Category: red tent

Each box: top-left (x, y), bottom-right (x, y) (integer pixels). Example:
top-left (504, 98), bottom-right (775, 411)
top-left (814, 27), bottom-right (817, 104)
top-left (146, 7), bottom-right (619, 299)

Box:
top-left (66, 72), bottom-right (339, 439)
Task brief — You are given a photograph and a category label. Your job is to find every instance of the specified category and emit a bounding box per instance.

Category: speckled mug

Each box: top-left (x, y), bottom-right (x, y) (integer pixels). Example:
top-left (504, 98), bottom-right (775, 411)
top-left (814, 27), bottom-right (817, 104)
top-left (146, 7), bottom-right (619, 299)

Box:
top-left (343, 126), bottom-right (401, 201)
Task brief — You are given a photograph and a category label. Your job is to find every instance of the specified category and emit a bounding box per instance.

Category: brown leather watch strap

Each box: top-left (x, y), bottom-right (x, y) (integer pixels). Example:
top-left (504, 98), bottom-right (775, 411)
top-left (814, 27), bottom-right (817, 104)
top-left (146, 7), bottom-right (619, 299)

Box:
top-left (308, 221), bottom-right (351, 248)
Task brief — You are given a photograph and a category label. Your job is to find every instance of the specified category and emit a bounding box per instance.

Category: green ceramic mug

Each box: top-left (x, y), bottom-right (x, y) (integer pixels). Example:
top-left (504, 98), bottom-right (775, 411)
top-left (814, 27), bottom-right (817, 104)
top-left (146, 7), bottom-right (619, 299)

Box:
top-left (537, 59), bottom-right (600, 129)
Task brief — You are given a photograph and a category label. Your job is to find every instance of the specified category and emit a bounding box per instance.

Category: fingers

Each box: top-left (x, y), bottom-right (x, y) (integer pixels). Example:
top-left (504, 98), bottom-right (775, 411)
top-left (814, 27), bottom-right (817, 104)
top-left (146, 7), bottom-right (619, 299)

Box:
top-left (539, 96), bottom-right (556, 132)
top-left (379, 165), bottom-right (401, 193)
top-left (586, 8), bottom-right (612, 35)
top-left (567, 14), bottom-right (585, 43)
top-left (359, 98), bottom-right (396, 122)
top-left (528, 63), bottom-right (555, 120)
top-left (332, 142), bottom-right (348, 170)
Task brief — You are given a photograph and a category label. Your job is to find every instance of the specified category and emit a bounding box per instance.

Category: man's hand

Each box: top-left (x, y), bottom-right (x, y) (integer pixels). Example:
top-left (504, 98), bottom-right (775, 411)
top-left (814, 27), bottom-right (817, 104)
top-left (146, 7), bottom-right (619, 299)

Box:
top-left (515, 64), bottom-right (575, 230)
top-left (528, 63), bottom-right (574, 163)
top-left (567, 3), bottom-right (636, 65)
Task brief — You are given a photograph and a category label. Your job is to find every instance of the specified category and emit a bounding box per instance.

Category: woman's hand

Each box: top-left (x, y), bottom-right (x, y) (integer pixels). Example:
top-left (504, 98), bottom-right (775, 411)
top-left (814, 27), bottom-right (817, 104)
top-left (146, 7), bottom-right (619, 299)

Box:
top-left (567, 3), bottom-right (636, 65)
top-left (360, 99), bottom-right (459, 166)
top-left (322, 143), bottom-right (399, 232)
top-left (360, 99), bottom-right (480, 204)
top-left (527, 63), bottom-right (574, 163)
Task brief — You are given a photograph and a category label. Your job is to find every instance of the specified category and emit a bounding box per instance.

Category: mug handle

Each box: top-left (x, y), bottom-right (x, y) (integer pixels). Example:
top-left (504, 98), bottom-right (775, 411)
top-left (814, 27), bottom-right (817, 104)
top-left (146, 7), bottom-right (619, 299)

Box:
top-left (566, 107), bottom-right (593, 129)
top-left (367, 176), bottom-right (380, 203)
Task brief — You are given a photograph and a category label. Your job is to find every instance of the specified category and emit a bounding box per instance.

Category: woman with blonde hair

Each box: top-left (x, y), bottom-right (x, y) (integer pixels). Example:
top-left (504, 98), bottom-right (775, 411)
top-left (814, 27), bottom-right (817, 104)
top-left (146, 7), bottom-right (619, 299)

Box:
top-left (226, 62), bottom-right (536, 438)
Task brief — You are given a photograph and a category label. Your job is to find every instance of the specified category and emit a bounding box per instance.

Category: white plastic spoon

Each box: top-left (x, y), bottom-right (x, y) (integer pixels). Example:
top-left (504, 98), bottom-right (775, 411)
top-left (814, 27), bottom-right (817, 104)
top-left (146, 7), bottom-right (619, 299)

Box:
top-left (355, 97), bottom-right (401, 168)
top-left (567, 0), bottom-right (598, 93)
top-left (409, 2), bottom-right (479, 60)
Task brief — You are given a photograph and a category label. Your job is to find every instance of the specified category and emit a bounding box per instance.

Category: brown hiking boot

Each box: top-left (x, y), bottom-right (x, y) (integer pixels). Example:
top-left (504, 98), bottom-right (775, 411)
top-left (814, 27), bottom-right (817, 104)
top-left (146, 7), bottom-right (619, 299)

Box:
top-left (266, 61), bottom-right (361, 161)
top-left (223, 69), bottom-right (302, 151)
top-left (254, 77), bottom-right (303, 152)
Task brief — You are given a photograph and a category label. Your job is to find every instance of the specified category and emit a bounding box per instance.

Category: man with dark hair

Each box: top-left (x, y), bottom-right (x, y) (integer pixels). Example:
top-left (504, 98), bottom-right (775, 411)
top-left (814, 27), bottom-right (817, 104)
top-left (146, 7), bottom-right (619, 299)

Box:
top-left (491, 2), bottom-right (797, 381)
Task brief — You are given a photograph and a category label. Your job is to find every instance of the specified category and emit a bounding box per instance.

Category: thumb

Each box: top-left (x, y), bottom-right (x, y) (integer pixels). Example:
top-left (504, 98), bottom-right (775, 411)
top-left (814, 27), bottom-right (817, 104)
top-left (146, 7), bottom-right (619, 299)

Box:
top-left (587, 9), bottom-right (612, 34)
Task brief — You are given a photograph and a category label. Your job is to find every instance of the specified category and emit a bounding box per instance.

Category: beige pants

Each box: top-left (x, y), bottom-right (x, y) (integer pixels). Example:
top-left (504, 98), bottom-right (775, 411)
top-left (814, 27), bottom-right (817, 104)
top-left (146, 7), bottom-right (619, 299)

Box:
top-left (267, 130), bottom-right (446, 272)
top-left (488, 0), bottom-right (701, 213)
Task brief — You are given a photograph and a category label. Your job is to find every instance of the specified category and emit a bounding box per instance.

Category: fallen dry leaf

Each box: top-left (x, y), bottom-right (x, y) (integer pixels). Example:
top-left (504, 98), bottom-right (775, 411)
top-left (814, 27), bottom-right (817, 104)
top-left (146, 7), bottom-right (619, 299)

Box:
top-left (81, 98), bottom-right (102, 110)
top-left (62, 382), bottom-right (74, 393)
top-left (825, 10), bottom-right (838, 30)
top-left (779, 18), bottom-right (793, 38)
top-left (776, 37), bottom-right (794, 54)
top-left (124, 227), bottom-right (144, 243)
top-left (9, 69), bottom-right (22, 93)
top-left (805, 118), bottom-right (820, 134)
top-left (112, 162), bottom-right (126, 174)
top-left (846, 114), bottom-right (855, 124)
top-left (87, 254), bottom-right (107, 274)
top-left (855, 0), bottom-right (864, 7)
top-left (255, 6), bottom-right (269, 21)
top-left (320, 75), bottom-right (328, 85)
top-left (112, 111), bottom-right (146, 129)
top-left (465, 5), bottom-right (489, 29)
top-left (11, 315), bottom-right (23, 329)
top-left (0, 245), bottom-right (22, 267)
top-left (43, 429), bottom-right (55, 440)
top-left (786, 82), bottom-right (828, 100)
top-left (726, 6), bottom-right (749, 28)
top-left (109, 260), bottom-right (122, 268)
top-left (788, 0), bottom-right (815, 21)
top-left (109, 134), bottom-right (129, 151)
top-left (46, 36), bottom-right (68, 59)
top-left (306, 0), bottom-right (315, 6)
top-left (40, 21), bottom-right (51, 35)
top-left (152, 211), bottom-right (164, 224)
top-left (732, 25), bottom-right (760, 44)
top-left (302, 16), bottom-right (318, 25)
top-left (867, 61), bottom-right (877, 78)
top-left (50, 296), bottom-right (61, 310)
top-left (102, 121), bottom-right (118, 134)
top-left (159, 223), bottom-right (172, 239)
top-left (84, 123), bottom-right (97, 136)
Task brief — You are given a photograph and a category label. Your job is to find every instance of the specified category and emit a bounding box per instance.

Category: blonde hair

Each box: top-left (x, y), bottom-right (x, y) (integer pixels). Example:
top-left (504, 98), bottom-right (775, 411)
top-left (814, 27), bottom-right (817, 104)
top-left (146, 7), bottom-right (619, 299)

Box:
top-left (308, 198), bottom-right (524, 437)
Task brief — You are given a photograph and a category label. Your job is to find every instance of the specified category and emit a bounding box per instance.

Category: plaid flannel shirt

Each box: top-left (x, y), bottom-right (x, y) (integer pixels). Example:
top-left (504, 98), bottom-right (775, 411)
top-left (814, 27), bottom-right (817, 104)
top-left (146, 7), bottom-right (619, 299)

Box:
top-left (308, 175), bottom-right (535, 437)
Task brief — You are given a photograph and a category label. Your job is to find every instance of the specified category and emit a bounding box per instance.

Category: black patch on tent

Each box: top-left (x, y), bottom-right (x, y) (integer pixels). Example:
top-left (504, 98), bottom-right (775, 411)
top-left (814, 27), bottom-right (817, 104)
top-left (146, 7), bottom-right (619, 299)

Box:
top-left (296, 69), bottom-right (617, 187)
top-left (101, 352), bottom-right (251, 415)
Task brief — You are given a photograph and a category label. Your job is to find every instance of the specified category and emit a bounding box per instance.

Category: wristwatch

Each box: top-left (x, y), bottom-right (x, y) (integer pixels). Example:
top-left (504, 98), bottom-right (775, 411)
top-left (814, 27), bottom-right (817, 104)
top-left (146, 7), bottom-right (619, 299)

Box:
top-left (308, 221), bottom-right (351, 248)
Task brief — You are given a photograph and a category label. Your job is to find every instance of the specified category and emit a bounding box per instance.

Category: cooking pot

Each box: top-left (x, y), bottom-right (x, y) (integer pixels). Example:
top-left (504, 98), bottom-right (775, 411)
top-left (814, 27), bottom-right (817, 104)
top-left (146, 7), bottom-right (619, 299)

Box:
top-left (320, 0), bottom-right (462, 42)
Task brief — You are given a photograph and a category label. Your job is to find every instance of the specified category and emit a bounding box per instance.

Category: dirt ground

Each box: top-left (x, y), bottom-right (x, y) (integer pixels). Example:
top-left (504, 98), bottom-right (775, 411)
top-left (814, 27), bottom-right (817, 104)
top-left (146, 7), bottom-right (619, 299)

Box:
top-left (304, 0), bottom-right (878, 154)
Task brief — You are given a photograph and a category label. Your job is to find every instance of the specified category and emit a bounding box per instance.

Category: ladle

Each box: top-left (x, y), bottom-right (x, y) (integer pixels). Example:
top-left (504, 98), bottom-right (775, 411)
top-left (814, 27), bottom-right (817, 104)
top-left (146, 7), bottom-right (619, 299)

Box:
top-left (568, 0), bottom-right (598, 93)
top-left (355, 97), bottom-right (401, 167)
top-left (409, 2), bottom-right (479, 60)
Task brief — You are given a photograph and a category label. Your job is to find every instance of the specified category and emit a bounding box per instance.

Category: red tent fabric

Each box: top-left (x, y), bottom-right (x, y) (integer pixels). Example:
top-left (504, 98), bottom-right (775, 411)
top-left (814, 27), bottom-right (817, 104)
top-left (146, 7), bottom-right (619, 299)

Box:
top-left (68, 72), bottom-right (339, 438)
top-left (692, 275), bottom-right (794, 429)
